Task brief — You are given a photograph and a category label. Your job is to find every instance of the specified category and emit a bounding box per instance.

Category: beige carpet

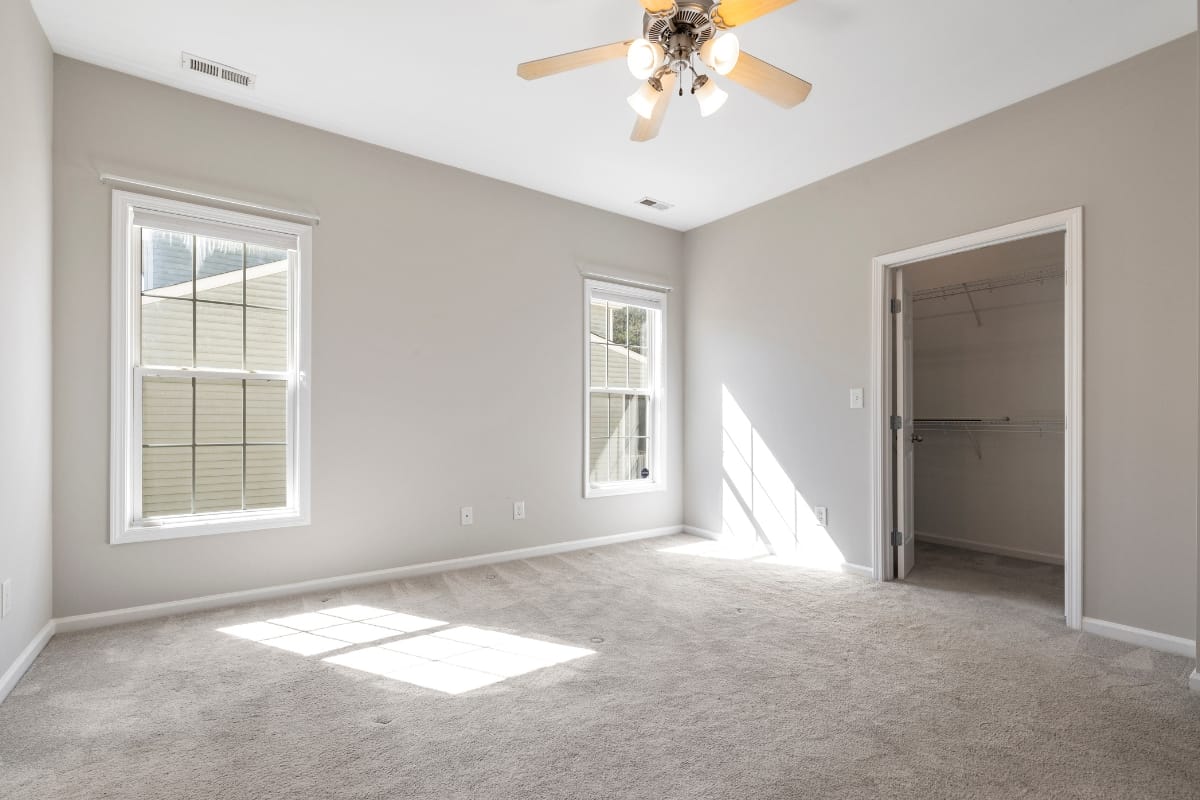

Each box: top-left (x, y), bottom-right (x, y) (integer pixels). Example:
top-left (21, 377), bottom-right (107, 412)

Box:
top-left (1, 535), bottom-right (1197, 799)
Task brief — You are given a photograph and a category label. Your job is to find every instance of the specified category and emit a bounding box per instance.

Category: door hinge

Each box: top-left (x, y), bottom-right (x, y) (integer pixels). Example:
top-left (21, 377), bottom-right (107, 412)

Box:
top-left (891, 529), bottom-right (904, 547)
top-left (890, 298), bottom-right (902, 314)
top-left (890, 415), bottom-right (902, 431)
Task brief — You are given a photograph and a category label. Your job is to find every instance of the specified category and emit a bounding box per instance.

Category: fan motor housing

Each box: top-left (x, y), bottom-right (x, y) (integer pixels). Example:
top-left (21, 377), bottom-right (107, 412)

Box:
top-left (644, 2), bottom-right (717, 51)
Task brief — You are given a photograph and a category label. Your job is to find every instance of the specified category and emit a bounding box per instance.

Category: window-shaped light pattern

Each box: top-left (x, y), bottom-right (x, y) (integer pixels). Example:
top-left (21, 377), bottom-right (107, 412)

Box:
top-left (218, 605), bottom-right (594, 695)
top-left (139, 228), bottom-right (290, 518)
top-left (588, 292), bottom-right (660, 487)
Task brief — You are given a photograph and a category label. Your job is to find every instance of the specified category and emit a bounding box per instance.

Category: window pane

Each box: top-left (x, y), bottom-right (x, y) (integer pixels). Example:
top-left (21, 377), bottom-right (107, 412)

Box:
top-left (196, 379), bottom-right (242, 444)
top-left (141, 297), bottom-right (193, 367)
top-left (631, 437), bottom-right (649, 479)
top-left (629, 346), bottom-right (648, 388)
top-left (589, 301), bottom-right (607, 338)
top-left (143, 446), bottom-right (192, 517)
top-left (246, 381), bottom-right (286, 443)
top-left (633, 396), bottom-right (648, 437)
top-left (142, 377), bottom-right (192, 445)
top-left (196, 302), bottom-right (243, 369)
top-left (246, 307), bottom-right (287, 371)
top-left (609, 305), bottom-right (627, 346)
top-left (195, 446), bottom-right (243, 513)
top-left (626, 307), bottom-right (646, 349)
top-left (246, 445), bottom-right (286, 509)
top-left (589, 394), bottom-right (609, 440)
top-left (142, 229), bottom-right (193, 298)
top-left (589, 343), bottom-right (607, 388)
top-left (245, 245), bottom-right (288, 309)
top-left (589, 438), bottom-right (609, 484)
top-left (196, 237), bottom-right (244, 304)
top-left (609, 394), bottom-right (626, 438)
top-left (607, 344), bottom-right (628, 388)
top-left (609, 438), bottom-right (630, 482)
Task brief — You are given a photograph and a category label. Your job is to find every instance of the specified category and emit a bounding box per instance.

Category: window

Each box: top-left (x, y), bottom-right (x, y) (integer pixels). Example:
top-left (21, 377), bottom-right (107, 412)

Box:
top-left (110, 192), bottom-right (311, 543)
top-left (584, 279), bottom-right (665, 497)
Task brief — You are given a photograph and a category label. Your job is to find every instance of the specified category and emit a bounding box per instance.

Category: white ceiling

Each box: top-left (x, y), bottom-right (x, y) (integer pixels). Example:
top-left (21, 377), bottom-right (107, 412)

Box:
top-left (31, 0), bottom-right (1197, 231)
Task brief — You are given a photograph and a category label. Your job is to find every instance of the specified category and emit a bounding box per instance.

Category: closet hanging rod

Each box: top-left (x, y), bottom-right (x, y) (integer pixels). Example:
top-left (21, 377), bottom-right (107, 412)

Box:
top-left (912, 266), bottom-right (1063, 303)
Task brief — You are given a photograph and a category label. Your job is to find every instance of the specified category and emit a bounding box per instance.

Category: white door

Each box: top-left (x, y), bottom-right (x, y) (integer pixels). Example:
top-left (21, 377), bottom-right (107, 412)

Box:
top-left (894, 270), bottom-right (916, 578)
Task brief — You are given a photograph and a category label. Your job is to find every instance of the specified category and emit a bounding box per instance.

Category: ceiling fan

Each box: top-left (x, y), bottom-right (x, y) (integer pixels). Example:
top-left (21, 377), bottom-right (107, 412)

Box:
top-left (517, 0), bottom-right (812, 142)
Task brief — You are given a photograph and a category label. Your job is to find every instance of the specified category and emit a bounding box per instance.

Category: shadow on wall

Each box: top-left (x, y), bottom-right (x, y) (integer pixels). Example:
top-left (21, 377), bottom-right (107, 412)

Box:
top-left (664, 385), bottom-right (846, 571)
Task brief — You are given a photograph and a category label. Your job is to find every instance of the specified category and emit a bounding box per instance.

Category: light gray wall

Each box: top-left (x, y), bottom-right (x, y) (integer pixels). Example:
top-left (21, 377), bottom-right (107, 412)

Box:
top-left (912, 272), bottom-right (1064, 562)
top-left (684, 35), bottom-right (1199, 639)
top-left (52, 57), bottom-right (685, 618)
top-left (0, 0), bottom-right (54, 676)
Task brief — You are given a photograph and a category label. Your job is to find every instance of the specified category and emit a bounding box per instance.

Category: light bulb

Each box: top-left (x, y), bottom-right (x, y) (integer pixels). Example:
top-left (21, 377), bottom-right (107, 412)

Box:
top-left (694, 77), bottom-right (728, 117)
top-left (627, 81), bottom-right (661, 120)
top-left (699, 33), bottom-right (740, 75)
top-left (626, 38), bottom-right (665, 80)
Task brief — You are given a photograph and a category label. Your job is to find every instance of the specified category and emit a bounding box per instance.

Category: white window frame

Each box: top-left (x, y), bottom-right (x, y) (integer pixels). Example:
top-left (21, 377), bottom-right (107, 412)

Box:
top-left (109, 190), bottom-right (312, 544)
top-left (582, 279), bottom-right (667, 498)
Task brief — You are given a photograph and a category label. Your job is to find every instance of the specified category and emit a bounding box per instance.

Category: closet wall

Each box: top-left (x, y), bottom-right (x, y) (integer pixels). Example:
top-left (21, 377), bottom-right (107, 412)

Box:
top-left (910, 234), bottom-right (1065, 563)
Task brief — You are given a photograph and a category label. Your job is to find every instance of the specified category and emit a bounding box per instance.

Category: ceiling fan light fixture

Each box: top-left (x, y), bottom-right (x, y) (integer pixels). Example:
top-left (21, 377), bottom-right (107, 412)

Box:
top-left (694, 75), bottom-right (728, 117)
top-left (699, 33), bottom-right (740, 75)
top-left (627, 80), bottom-right (662, 120)
top-left (626, 38), bottom-right (665, 80)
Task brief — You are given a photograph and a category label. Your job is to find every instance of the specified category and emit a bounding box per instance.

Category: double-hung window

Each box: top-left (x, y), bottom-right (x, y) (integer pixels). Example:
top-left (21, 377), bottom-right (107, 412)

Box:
top-left (110, 191), bottom-right (311, 543)
top-left (584, 279), bottom-right (665, 497)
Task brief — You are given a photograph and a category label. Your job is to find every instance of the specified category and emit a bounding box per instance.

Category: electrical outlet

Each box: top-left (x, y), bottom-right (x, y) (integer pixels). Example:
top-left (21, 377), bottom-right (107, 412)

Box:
top-left (849, 388), bottom-right (864, 409)
top-left (814, 507), bottom-right (828, 527)
top-left (513, 501), bottom-right (526, 521)
top-left (1, 579), bottom-right (10, 619)
top-left (460, 506), bottom-right (474, 526)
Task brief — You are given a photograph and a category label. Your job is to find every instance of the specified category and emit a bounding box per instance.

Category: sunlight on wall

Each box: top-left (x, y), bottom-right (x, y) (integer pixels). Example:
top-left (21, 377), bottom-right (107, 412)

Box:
top-left (218, 605), bottom-right (593, 695)
top-left (665, 386), bottom-right (846, 571)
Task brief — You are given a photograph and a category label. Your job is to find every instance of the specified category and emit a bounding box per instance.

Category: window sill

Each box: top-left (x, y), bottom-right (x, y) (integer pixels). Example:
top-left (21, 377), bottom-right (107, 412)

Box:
top-left (584, 481), bottom-right (666, 499)
top-left (113, 508), bottom-right (309, 544)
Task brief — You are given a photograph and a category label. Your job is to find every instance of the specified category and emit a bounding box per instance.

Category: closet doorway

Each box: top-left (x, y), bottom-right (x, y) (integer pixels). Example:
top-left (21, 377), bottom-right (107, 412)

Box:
top-left (869, 209), bottom-right (1083, 628)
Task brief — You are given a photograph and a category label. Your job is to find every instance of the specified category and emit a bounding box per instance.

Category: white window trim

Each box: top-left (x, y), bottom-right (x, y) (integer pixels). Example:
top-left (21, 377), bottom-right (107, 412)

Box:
top-left (109, 190), bottom-right (312, 544)
top-left (582, 278), bottom-right (667, 499)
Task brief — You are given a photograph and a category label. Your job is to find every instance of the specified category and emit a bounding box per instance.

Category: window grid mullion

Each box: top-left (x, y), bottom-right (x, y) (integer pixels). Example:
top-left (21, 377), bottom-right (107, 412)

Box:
top-left (190, 236), bottom-right (197, 516)
top-left (242, 245), bottom-right (248, 512)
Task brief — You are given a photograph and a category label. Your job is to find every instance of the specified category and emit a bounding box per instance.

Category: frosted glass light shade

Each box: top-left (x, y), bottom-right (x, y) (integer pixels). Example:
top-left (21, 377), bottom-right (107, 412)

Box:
top-left (699, 33), bottom-right (740, 75)
top-left (695, 78), bottom-right (728, 117)
top-left (626, 38), bottom-right (665, 80)
top-left (627, 81), bottom-right (660, 120)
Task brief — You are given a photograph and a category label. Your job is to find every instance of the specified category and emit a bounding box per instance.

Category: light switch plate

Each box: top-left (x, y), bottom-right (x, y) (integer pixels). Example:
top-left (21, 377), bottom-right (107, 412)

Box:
top-left (814, 507), bottom-right (828, 527)
top-left (460, 506), bottom-right (474, 526)
top-left (849, 388), bottom-right (864, 409)
top-left (513, 501), bottom-right (526, 521)
top-left (1, 579), bottom-right (10, 619)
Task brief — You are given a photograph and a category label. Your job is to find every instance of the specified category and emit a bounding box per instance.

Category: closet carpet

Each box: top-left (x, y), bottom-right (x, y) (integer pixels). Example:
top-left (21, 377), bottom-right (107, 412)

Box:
top-left (1, 536), bottom-right (1197, 799)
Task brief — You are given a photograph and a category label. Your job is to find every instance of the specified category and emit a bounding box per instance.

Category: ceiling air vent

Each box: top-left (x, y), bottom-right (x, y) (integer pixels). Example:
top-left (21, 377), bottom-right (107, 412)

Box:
top-left (637, 197), bottom-right (673, 211)
top-left (181, 53), bottom-right (256, 89)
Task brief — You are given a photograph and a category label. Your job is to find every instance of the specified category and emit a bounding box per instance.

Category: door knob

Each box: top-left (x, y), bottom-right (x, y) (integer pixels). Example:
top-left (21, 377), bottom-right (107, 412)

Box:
top-left (911, 434), bottom-right (924, 444)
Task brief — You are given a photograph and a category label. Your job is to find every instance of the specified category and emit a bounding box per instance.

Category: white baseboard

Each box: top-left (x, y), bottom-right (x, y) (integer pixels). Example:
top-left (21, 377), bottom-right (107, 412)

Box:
top-left (915, 531), bottom-right (1063, 566)
top-left (1190, 670), bottom-right (1200, 694)
top-left (681, 525), bottom-right (721, 540)
top-left (0, 620), bottom-right (56, 705)
top-left (55, 525), bottom-right (688, 634)
top-left (680, 526), bottom-right (872, 578)
top-left (1081, 617), bottom-right (1197, 658)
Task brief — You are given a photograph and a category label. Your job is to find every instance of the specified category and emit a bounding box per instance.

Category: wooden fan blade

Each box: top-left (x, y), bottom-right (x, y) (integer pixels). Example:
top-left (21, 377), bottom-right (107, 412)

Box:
top-left (631, 73), bottom-right (676, 142)
top-left (725, 51), bottom-right (812, 107)
top-left (639, 0), bottom-right (677, 14)
top-left (517, 41), bottom-right (631, 80)
top-left (711, 0), bottom-right (797, 28)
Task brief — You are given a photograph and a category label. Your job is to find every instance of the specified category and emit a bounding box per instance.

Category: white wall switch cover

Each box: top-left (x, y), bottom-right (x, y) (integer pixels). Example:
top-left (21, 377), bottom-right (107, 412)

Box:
top-left (513, 501), bottom-right (526, 521)
top-left (849, 388), bottom-right (864, 409)
top-left (814, 507), bottom-right (828, 527)
top-left (1, 579), bottom-right (10, 619)
top-left (460, 506), bottom-right (474, 526)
